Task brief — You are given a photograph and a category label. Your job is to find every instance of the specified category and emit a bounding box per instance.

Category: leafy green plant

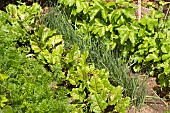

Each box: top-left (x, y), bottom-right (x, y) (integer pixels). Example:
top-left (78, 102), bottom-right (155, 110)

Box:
top-left (0, 3), bottom-right (71, 113)
top-left (63, 44), bottom-right (130, 113)
top-left (42, 2), bottom-right (147, 108)
top-left (0, 2), bottom-right (43, 54)
top-left (0, 2), bottom-right (131, 113)
top-left (0, 26), bottom-right (71, 113)
top-left (58, 0), bottom-right (170, 94)
top-left (58, 0), bottom-right (137, 52)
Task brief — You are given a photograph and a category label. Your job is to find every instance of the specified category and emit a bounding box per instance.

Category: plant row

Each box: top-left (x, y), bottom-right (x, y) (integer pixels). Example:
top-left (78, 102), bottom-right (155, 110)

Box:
top-left (58, 0), bottom-right (170, 94)
top-left (0, 3), bottom-right (130, 113)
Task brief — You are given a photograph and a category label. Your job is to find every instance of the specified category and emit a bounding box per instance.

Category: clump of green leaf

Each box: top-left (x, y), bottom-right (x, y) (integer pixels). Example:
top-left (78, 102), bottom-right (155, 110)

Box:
top-left (42, 4), bottom-right (147, 108)
top-left (62, 44), bottom-right (131, 113)
top-left (0, 2), bottom-right (131, 113)
top-left (0, 29), bottom-right (71, 113)
top-left (0, 3), bottom-right (71, 113)
top-left (58, 0), bottom-right (170, 98)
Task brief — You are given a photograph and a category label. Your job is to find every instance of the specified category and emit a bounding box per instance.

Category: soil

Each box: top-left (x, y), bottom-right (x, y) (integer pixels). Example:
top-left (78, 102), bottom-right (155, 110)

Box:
top-left (127, 76), bottom-right (170, 113)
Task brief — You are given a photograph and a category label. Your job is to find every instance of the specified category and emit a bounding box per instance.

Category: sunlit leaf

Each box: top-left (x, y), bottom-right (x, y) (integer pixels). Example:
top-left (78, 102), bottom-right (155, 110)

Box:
top-left (146, 53), bottom-right (159, 61)
top-left (0, 73), bottom-right (9, 80)
top-left (30, 41), bottom-right (41, 53)
top-left (129, 31), bottom-right (135, 45)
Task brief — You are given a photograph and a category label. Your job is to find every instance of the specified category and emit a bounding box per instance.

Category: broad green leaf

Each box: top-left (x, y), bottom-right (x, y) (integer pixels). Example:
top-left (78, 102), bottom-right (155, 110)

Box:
top-left (150, 71), bottom-right (154, 76)
top-left (166, 18), bottom-right (170, 27)
top-left (117, 25), bottom-right (130, 44)
top-left (114, 12), bottom-right (122, 22)
top-left (50, 46), bottom-right (64, 65)
top-left (106, 1), bottom-right (116, 8)
top-left (77, 65), bottom-right (88, 81)
top-left (133, 65), bottom-right (141, 72)
top-left (114, 97), bottom-right (130, 113)
top-left (167, 31), bottom-right (170, 38)
top-left (0, 95), bottom-right (8, 107)
top-left (65, 44), bottom-right (81, 63)
top-left (41, 50), bottom-right (51, 64)
top-left (129, 31), bottom-right (135, 45)
top-left (155, 11), bottom-right (164, 18)
top-left (93, 0), bottom-right (105, 9)
top-left (70, 88), bottom-right (86, 102)
top-left (82, 2), bottom-right (89, 14)
top-left (29, 3), bottom-right (42, 14)
top-left (126, 11), bottom-right (136, 20)
top-left (0, 73), bottom-right (9, 80)
top-left (161, 46), bottom-right (168, 53)
top-left (108, 10), bottom-right (117, 22)
top-left (116, 0), bottom-right (126, 4)
top-left (122, 9), bottom-right (136, 20)
top-left (158, 74), bottom-right (167, 87)
top-left (147, 19), bottom-right (158, 32)
top-left (89, 6), bottom-right (100, 21)
top-left (101, 9), bottom-right (108, 21)
top-left (76, 1), bottom-right (84, 13)
top-left (92, 26), bottom-right (101, 34)
top-left (52, 44), bottom-right (64, 56)
top-left (0, 11), bottom-right (13, 24)
top-left (47, 35), bottom-right (63, 47)
top-left (89, 93), bottom-right (107, 113)
top-left (42, 29), bottom-right (56, 42)
top-left (107, 24), bottom-right (113, 32)
top-left (162, 54), bottom-right (170, 60)
top-left (67, 68), bottom-right (78, 85)
top-left (131, 21), bottom-right (140, 30)
top-left (71, 104), bottom-right (84, 113)
top-left (96, 69), bottom-right (109, 79)
top-left (18, 4), bottom-right (27, 21)
top-left (108, 86), bottom-right (123, 105)
top-left (92, 19), bottom-right (107, 37)
top-left (138, 28), bottom-right (145, 37)
top-left (35, 25), bottom-right (45, 37)
top-left (145, 53), bottom-right (159, 61)
top-left (58, 0), bottom-right (65, 4)
top-left (18, 3), bottom-right (27, 13)
top-left (120, 31), bottom-right (129, 44)
top-left (98, 27), bottom-right (106, 37)
top-left (137, 57), bottom-right (144, 63)
top-left (117, 16), bottom-right (125, 25)
top-left (110, 41), bottom-right (117, 50)
top-left (68, 0), bottom-right (76, 6)
top-left (80, 51), bottom-right (88, 66)
top-left (150, 10), bottom-right (155, 19)
top-left (138, 49), bottom-right (144, 55)
top-left (88, 76), bottom-right (104, 93)
top-left (30, 41), bottom-right (41, 53)
top-left (6, 4), bottom-right (18, 18)
top-left (94, 18), bottom-right (106, 27)
top-left (116, 25), bottom-right (130, 31)
top-left (149, 48), bottom-right (157, 52)
top-left (111, 33), bottom-right (119, 39)
top-left (122, 50), bottom-right (128, 58)
top-left (139, 15), bottom-right (147, 25)
top-left (71, 9), bottom-right (77, 16)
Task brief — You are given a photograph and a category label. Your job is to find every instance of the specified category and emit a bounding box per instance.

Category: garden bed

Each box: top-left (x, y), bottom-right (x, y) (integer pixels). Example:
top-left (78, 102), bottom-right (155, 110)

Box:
top-left (1, 0), bottom-right (170, 113)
